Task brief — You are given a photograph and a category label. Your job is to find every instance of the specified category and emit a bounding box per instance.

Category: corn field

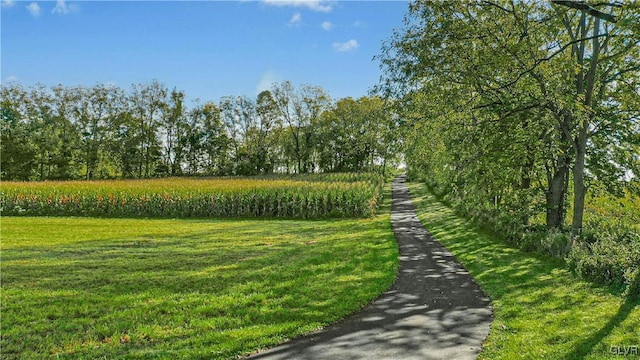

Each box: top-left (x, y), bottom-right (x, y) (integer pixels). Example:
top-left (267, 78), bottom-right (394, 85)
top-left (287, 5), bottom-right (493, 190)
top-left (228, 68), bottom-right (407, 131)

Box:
top-left (0, 174), bottom-right (384, 219)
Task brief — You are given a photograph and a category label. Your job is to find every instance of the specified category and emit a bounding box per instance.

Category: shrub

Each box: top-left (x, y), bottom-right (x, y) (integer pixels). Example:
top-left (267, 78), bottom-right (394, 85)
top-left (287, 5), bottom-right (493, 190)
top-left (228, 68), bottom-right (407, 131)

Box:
top-left (568, 229), bottom-right (640, 294)
top-left (418, 177), bottom-right (639, 293)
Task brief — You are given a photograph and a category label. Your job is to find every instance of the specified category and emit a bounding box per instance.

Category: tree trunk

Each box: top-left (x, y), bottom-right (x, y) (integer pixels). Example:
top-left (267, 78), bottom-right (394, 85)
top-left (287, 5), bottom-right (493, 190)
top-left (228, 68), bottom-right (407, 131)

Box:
top-left (546, 164), bottom-right (568, 229)
top-left (546, 111), bottom-right (573, 230)
top-left (382, 157), bottom-right (387, 177)
top-left (572, 128), bottom-right (587, 237)
top-left (572, 16), bottom-right (601, 238)
top-left (145, 144), bottom-right (150, 178)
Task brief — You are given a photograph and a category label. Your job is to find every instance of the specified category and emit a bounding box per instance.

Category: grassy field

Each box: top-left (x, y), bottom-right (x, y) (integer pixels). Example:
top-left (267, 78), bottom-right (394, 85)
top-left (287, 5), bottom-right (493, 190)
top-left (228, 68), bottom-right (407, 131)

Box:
top-left (0, 208), bottom-right (397, 359)
top-left (408, 182), bottom-right (639, 359)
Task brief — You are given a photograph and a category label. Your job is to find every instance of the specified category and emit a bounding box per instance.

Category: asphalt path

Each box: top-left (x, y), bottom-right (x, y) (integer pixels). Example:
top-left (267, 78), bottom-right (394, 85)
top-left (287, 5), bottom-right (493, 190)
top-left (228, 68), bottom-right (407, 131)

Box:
top-left (248, 175), bottom-right (493, 359)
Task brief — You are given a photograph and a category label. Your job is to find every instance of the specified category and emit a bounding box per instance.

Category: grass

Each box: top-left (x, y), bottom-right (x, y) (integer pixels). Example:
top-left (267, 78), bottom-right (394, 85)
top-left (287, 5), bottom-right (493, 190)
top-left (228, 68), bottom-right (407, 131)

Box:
top-left (407, 182), bottom-right (640, 360)
top-left (0, 199), bottom-right (398, 359)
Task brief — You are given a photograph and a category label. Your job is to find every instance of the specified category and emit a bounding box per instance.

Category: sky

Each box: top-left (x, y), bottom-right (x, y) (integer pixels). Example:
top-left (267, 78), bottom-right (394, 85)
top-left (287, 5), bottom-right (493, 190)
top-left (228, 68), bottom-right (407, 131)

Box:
top-left (1, 0), bottom-right (409, 104)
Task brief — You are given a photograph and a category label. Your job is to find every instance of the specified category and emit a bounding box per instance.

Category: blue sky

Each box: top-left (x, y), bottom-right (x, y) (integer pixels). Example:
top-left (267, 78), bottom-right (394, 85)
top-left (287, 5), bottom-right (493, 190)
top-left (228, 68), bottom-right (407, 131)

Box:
top-left (1, 0), bottom-right (408, 103)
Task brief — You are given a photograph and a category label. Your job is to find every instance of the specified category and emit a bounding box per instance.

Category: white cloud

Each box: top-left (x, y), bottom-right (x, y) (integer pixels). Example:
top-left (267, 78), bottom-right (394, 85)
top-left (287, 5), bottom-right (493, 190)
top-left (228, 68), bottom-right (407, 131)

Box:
top-left (352, 20), bottom-right (366, 28)
top-left (288, 12), bottom-right (302, 26)
top-left (262, 0), bottom-right (333, 13)
top-left (52, 0), bottom-right (78, 15)
top-left (52, 0), bottom-right (68, 14)
top-left (321, 21), bottom-right (333, 31)
top-left (1, 0), bottom-right (15, 8)
top-left (4, 75), bottom-right (18, 83)
top-left (26, 2), bottom-right (40, 17)
top-left (257, 70), bottom-right (278, 94)
top-left (333, 39), bottom-right (359, 52)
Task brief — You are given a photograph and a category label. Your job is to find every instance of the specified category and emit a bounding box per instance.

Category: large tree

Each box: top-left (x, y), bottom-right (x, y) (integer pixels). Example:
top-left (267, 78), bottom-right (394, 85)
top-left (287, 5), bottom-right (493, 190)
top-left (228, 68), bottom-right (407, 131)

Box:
top-left (317, 96), bottom-right (392, 173)
top-left (377, 0), bottom-right (640, 236)
top-left (130, 81), bottom-right (167, 178)
top-left (1, 84), bottom-right (38, 180)
top-left (160, 88), bottom-right (188, 176)
top-left (271, 81), bottom-right (331, 173)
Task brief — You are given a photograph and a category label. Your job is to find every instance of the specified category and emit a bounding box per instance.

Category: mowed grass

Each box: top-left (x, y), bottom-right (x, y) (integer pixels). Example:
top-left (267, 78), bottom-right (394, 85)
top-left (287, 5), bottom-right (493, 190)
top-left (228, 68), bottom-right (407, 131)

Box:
top-left (408, 182), bottom-right (640, 360)
top-left (0, 210), bottom-right (398, 358)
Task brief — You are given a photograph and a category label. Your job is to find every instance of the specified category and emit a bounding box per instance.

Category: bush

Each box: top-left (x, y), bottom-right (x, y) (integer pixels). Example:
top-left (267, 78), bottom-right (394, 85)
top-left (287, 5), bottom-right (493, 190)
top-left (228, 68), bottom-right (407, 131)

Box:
top-left (568, 230), bottom-right (640, 294)
top-left (418, 177), bottom-right (639, 294)
top-left (517, 230), bottom-right (572, 258)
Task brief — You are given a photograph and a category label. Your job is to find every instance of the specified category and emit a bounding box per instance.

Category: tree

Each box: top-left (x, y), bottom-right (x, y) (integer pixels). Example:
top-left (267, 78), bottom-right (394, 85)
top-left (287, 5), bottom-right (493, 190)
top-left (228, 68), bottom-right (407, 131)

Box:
top-left (272, 81), bottom-right (331, 173)
top-left (74, 84), bottom-right (123, 179)
top-left (111, 110), bottom-right (142, 178)
top-left (130, 81), bottom-right (167, 178)
top-left (252, 90), bottom-right (279, 174)
top-left (49, 85), bottom-right (82, 179)
top-left (376, 0), bottom-right (640, 237)
top-left (25, 85), bottom-right (62, 181)
top-left (199, 102), bottom-right (229, 175)
top-left (0, 84), bottom-right (38, 180)
top-left (180, 101), bottom-right (229, 175)
top-left (219, 96), bottom-right (244, 174)
top-left (234, 95), bottom-right (258, 175)
top-left (161, 88), bottom-right (188, 176)
top-left (1, 80), bottom-right (397, 180)
top-left (315, 96), bottom-right (394, 174)
top-left (551, 1), bottom-right (640, 235)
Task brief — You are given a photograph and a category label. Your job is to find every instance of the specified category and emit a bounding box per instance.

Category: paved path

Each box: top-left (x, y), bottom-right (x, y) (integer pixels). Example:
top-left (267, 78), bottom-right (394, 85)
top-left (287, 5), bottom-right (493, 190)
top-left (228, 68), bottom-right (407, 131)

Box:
top-left (248, 176), bottom-right (493, 359)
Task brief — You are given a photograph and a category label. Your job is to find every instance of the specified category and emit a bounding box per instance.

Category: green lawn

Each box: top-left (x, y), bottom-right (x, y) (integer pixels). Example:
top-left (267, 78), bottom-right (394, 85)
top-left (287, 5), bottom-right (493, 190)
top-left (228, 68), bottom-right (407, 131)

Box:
top-left (0, 212), bottom-right (397, 359)
top-left (408, 182), bottom-right (640, 360)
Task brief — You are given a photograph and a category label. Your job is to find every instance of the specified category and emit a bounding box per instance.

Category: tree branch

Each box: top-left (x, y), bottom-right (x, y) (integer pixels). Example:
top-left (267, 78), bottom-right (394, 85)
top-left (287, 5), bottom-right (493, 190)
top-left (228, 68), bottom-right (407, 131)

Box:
top-left (605, 65), bottom-right (640, 83)
top-left (480, 0), bottom-right (512, 14)
top-left (552, 0), bottom-right (617, 22)
top-left (488, 33), bottom-right (611, 92)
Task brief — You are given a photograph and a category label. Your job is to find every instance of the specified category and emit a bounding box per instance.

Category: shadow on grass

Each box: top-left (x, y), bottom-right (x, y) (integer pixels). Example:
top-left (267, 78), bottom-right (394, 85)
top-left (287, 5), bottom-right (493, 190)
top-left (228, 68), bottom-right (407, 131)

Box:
top-left (406, 183), bottom-right (640, 359)
top-left (564, 294), bottom-right (639, 360)
top-left (247, 176), bottom-right (491, 360)
top-left (1, 214), bottom-right (398, 359)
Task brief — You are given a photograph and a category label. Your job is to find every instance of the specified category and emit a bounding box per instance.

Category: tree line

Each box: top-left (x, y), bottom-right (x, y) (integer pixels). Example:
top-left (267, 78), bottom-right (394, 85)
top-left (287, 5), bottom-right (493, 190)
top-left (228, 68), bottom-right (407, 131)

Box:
top-left (376, 0), bottom-right (639, 237)
top-left (1, 81), bottom-right (397, 181)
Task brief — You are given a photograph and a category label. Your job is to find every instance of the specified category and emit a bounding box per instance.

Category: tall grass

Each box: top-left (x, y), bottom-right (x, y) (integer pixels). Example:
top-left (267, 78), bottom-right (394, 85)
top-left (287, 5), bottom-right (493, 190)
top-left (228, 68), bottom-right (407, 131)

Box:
top-left (0, 174), bottom-right (383, 219)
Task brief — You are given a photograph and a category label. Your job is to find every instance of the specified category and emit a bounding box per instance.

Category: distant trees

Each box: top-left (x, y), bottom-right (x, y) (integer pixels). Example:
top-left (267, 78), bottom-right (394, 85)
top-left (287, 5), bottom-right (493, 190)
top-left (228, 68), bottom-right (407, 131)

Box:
top-left (1, 81), bottom-right (398, 180)
top-left (271, 81), bottom-right (332, 174)
top-left (317, 96), bottom-right (394, 173)
top-left (376, 1), bottom-right (639, 237)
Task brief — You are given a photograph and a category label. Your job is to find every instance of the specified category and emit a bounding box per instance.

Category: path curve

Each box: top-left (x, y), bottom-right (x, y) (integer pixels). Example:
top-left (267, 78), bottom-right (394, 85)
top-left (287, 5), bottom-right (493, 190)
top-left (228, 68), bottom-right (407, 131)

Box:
top-left (248, 175), bottom-right (493, 359)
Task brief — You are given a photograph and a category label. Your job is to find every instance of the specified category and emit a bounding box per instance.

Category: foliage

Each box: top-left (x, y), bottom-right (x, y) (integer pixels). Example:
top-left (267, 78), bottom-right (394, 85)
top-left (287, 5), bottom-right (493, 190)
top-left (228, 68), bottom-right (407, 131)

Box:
top-left (1, 81), bottom-right (398, 180)
top-left (568, 237), bottom-right (640, 296)
top-left (0, 209), bottom-right (398, 359)
top-left (376, 0), bottom-right (640, 235)
top-left (0, 174), bottom-right (384, 219)
top-left (271, 81), bottom-right (332, 174)
top-left (316, 96), bottom-right (396, 174)
top-left (376, 0), bottom-right (639, 289)
top-left (420, 174), bottom-right (640, 291)
top-left (408, 182), bottom-right (639, 359)
top-left (568, 189), bottom-right (640, 293)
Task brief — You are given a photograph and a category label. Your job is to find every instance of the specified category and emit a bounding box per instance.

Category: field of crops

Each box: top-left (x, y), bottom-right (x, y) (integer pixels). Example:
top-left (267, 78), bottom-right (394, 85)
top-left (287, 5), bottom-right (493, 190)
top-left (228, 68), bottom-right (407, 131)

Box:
top-left (0, 173), bottom-right (383, 219)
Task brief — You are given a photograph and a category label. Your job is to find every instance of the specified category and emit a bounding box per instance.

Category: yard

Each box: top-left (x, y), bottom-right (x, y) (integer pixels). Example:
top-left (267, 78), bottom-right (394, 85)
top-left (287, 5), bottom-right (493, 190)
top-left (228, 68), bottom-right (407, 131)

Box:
top-left (1, 213), bottom-right (397, 359)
